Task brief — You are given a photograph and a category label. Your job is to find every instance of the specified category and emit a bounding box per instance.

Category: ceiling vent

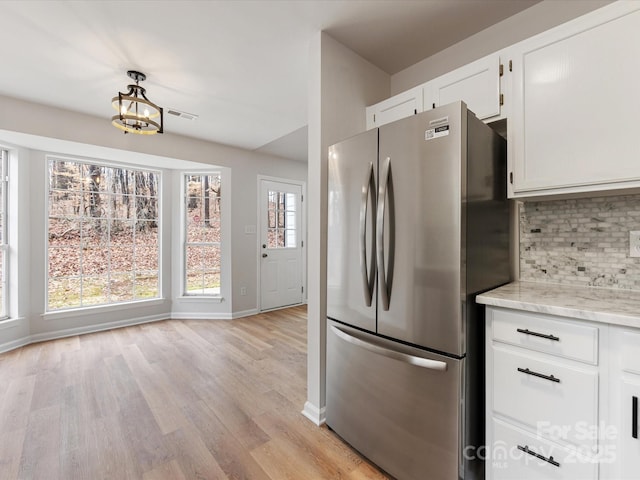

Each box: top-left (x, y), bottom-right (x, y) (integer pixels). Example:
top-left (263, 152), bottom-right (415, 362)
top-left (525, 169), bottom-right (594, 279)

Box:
top-left (167, 109), bottom-right (199, 121)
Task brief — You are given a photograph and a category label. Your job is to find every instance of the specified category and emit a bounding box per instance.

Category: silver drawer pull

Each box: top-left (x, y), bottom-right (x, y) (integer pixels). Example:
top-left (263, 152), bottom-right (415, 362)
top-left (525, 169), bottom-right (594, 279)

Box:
top-left (517, 328), bottom-right (560, 342)
top-left (517, 445), bottom-right (560, 468)
top-left (517, 367), bottom-right (560, 383)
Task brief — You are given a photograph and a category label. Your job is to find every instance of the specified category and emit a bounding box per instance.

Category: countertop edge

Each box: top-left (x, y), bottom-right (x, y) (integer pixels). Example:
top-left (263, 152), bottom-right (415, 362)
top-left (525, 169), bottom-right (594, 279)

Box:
top-left (476, 284), bottom-right (640, 329)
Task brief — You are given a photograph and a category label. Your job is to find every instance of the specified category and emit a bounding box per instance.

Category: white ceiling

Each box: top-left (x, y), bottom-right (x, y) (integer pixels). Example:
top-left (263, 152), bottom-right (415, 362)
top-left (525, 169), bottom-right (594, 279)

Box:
top-left (0, 0), bottom-right (539, 162)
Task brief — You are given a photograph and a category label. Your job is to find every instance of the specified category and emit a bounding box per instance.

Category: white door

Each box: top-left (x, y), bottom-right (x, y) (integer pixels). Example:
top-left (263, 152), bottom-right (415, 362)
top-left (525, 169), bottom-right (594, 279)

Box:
top-left (260, 180), bottom-right (303, 311)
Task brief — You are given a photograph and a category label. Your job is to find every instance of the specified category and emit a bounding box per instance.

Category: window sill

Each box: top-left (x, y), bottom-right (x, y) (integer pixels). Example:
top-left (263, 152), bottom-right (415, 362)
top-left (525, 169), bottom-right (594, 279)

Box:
top-left (176, 295), bottom-right (224, 304)
top-left (0, 317), bottom-right (25, 330)
top-left (42, 298), bottom-right (167, 320)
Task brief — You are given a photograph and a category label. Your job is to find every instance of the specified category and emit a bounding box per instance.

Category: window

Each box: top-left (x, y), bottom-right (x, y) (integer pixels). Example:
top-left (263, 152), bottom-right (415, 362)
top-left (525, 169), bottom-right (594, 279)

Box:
top-left (47, 158), bottom-right (160, 310)
top-left (0, 150), bottom-right (7, 318)
top-left (184, 173), bottom-right (221, 295)
top-left (267, 190), bottom-right (297, 248)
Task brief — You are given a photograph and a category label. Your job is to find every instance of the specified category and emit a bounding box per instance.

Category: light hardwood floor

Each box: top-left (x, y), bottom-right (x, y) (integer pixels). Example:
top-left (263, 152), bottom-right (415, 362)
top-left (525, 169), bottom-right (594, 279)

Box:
top-left (0, 306), bottom-right (391, 479)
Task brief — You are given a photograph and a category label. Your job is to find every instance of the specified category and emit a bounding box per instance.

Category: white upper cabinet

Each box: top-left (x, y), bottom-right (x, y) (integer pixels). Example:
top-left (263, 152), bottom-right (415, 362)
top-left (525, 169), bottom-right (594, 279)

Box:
top-left (430, 54), bottom-right (502, 120)
top-left (365, 85), bottom-right (422, 130)
top-left (366, 53), bottom-right (502, 130)
top-left (509, 3), bottom-right (640, 197)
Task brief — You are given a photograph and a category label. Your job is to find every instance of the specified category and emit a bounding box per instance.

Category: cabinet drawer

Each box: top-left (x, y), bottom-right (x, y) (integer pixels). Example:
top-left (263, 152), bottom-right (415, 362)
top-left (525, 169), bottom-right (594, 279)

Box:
top-left (492, 346), bottom-right (598, 449)
top-left (620, 330), bottom-right (640, 375)
top-left (491, 418), bottom-right (597, 480)
top-left (492, 309), bottom-right (598, 364)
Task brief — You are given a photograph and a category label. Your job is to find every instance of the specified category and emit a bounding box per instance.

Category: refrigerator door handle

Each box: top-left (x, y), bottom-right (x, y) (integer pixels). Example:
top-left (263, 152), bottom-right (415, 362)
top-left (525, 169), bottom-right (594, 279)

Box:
top-left (330, 325), bottom-right (448, 371)
top-left (376, 157), bottom-right (392, 311)
top-left (360, 162), bottom-right (376, 307)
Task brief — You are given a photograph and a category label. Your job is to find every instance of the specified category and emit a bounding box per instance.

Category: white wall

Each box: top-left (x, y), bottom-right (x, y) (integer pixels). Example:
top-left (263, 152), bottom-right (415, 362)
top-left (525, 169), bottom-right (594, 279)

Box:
top-left (304, 32), bottom-right (389, 424)
top-left (391, 0), bottom-right (610, 95)
top-left (0, 95), bottom-right (306, 351)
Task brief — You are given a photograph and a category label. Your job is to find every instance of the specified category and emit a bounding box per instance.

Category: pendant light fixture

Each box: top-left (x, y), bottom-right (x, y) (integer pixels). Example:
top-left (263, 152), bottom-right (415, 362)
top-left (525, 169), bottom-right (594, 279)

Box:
top-left (111, 70), bottom-right (163, 135)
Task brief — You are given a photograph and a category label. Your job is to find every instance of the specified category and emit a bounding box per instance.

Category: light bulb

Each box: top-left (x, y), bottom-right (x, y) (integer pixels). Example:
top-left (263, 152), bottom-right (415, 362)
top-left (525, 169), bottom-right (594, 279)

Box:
top-left (144, 108), bottom-right (150, 118)
top-left (121, 105), bottom-right (127, 115)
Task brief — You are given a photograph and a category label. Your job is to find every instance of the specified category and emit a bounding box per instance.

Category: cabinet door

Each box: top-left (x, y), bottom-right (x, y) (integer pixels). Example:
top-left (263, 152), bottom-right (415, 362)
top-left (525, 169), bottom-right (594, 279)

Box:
top-left (610, 328), bottom-right (640, 479)
top-left (365, 85), bottom-right (422, 130)
top-left (618, 379), bottom-right (640, 479)
top-left (421, 81), bottom-right (435, 113)
top-left (432, 54), bottom-right (501, 120)
top-left (510, 3), bottom-right (640, 196)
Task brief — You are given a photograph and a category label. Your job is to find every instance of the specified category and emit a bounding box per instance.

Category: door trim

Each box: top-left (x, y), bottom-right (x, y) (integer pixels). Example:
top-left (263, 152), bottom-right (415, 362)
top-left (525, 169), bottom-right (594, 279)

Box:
top-left (256, 175), bottom-right (307, 312)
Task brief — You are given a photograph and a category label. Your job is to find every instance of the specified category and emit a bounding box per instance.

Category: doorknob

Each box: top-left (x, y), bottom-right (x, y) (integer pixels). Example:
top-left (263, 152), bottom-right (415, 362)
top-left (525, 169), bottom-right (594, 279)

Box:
top-left (262, 253), bottom-right (268, 258)
top-left (262, 244), bottom-right (266, 248)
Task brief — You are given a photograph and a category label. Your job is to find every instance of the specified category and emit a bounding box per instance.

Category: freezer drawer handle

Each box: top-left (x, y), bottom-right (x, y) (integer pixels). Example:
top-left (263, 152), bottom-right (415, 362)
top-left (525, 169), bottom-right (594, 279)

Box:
top-left (359, 162), bottom-right (377, 307)
top-left (633, 396), bottom-right (638, 439)
top-left (330, 325), bottom-right (447, 371)
top-left (516, 328), bottom-right (560, 342)
top-left (517, 367), bottom-right (560, 383)
top-left (517, 445), bottom-right (560, 468)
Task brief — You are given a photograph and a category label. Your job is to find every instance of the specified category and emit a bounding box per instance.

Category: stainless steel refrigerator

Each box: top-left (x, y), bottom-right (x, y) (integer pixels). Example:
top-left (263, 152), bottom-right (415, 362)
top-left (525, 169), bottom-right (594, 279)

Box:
top-left (326, 101), bottom-right (510, 480)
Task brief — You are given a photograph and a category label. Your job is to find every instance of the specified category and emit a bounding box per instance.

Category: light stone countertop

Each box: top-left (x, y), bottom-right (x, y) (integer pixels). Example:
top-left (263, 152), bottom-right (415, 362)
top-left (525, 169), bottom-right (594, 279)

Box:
top-left (476, 281), bottom-right (640, 328)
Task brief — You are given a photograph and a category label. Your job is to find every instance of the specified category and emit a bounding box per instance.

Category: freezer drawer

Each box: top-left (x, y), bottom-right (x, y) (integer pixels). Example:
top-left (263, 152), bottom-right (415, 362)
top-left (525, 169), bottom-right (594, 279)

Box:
top-left (326, 320), bottom-right (465, 480)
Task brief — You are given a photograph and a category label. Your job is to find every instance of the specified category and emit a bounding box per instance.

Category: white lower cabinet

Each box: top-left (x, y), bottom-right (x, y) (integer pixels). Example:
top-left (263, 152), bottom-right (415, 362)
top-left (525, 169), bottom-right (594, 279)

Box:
top-left (488, 307), bottom-right (640, 479)
top-left (609, 328), bottom-right (640, 480)
top-left (486, 307), bottom-right (602, 479)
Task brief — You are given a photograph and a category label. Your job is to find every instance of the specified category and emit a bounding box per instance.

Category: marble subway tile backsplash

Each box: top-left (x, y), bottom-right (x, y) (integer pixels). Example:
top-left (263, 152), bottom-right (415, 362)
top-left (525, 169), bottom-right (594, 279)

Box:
top-left (519, 194), bottom-right (640, 290)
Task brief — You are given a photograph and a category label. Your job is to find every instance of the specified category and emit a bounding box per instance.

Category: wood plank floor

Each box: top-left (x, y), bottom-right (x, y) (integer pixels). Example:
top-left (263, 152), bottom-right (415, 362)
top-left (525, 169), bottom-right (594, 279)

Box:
top-left (0, 306), bottom-right (391, 479)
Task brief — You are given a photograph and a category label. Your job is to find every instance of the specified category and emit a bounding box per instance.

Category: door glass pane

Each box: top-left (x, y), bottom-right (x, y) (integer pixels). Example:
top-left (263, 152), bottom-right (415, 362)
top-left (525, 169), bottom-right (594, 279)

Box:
top-left (267, 190), bottom-right (297, 249)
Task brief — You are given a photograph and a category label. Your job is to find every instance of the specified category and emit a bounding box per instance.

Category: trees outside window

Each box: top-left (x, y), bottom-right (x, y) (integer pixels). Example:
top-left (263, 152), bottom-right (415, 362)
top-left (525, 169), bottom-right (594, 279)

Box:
top-left (184, 173), bottom-right (221, 295)
top-left (47, 158), bottom-right (160, 310)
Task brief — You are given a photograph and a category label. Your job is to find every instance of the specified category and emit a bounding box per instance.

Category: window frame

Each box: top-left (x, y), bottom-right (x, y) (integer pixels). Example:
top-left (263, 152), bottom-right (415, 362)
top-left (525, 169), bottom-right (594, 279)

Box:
top-left (182, 171), bottom-right (222, 297)
top-left (0, 149), bottom-right (8, 319)
top-left (45, 155), bottom-right (162, 312)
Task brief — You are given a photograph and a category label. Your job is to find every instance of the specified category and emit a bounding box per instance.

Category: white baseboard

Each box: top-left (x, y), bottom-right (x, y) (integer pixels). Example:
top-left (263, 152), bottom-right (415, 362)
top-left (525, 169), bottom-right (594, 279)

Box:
top-left (0, 313), bottom-right (168, 354)
top-left (0, 335), bottom-right (31, 354)
top-left (170, 311), bottom-right (233, 320)
top-left (0, 306), bottom-right (277, 355)
top-left (231, 308), bottom-right (259, 319)
top-left (301, 401), bottom-right (326, 426)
